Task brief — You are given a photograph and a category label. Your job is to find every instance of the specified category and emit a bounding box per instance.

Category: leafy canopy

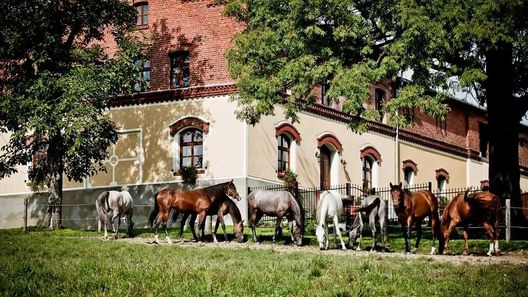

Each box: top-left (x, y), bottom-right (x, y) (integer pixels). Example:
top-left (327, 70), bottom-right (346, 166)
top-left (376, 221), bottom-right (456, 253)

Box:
top-left (0, 0), bottom-right (146, 184)
top-left (221, 0), bottom-right (449, 130)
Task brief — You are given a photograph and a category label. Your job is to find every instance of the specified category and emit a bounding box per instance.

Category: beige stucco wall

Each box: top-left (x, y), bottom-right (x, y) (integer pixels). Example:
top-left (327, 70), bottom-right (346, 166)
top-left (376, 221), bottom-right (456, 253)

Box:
top-left (248, 107), bottom-right (397, 189)
top-left (399, 142), bottom-right (467, 189)
top-left (91, 95), bottom-right (246, 187)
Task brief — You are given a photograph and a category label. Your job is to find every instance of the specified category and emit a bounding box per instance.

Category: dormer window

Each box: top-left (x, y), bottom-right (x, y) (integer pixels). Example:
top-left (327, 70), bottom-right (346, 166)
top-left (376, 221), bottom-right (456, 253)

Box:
top-left (170, 52), bottom-right (190, 88)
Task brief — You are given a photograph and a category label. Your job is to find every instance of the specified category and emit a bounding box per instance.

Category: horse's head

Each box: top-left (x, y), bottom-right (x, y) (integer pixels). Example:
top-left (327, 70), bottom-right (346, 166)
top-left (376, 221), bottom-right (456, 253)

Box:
top-left (348, 225), bottom-right (360, 244)
top-left (224, 180), bottom-right (241, 201)
top-left (315, 224), bottom-right (326, 250)
top-left (389, 182), bottom-right (404, 208)
top-left (234, 220), bottom-right (245, 242)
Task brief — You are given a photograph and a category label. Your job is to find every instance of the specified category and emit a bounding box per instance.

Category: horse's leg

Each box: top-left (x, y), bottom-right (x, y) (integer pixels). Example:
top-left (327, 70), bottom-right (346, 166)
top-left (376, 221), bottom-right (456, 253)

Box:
top-left (212, 216), bottom-right (221, 243)
top-left (462, 226), bottom-right (470, 255)
top-left (189, 214), bottom-right (199, 242)
top-left (356, 216), bottom-right (364, 251)
top-left (430, 215), bottom-right (438, 255)
top-left (380, 218), bottom-right (387, 252)
top-left (111, 210), bottom-right (121, 240)
top-left (413, 221), bottom-right (422, 254)
top-left (288, 217), bottom-right (294, 243)
top-left (493, 220), bottom-right (500, 254)
top-left (273, 215), bottom-right (283, 243)
top-left (483, 222), bottom-right (495, 256)
top-left (159, 211), bottom-right (172, 244)
top-left (197, 211), bottom-right (207, 242)
top-left (369, 212), bottom-right (377, 252)
top-left (444, 220), bottom-right (458, 254)
top-left (325, 222), bottom-right (329, 250)
top-left (251, 211), bottom-right (262, 244)
top-left (333, 215), bottom-right (347, 250)
top-left (125, 210), bottom-right (134, 238)
top-left (402, 221), bottom-right (411, 254)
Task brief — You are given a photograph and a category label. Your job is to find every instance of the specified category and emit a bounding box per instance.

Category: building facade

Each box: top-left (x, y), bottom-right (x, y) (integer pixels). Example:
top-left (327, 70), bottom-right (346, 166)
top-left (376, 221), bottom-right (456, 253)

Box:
top-left (1, 0), bottom-right (527, 229)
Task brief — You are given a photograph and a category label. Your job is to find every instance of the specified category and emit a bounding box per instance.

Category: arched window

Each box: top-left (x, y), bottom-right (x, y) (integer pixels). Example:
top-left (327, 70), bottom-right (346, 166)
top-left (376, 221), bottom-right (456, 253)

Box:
top-left (402, 159), bottom-right (418, 186)
top-left (180, 129), bottom-right (203, 168)
top-left (135, 2), bottom-right (148, 26)
top-left (435, 168), bottom-right (449, 193)
top-left (169, 117), bottom-right (209, 174)
top-left (359, 146), bottom-right (381, 190)
top-left (277, 134), bottom-right (290, 173)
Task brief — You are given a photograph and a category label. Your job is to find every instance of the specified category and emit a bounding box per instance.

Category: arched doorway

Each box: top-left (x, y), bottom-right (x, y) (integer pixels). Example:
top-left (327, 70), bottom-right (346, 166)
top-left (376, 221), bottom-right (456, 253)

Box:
top-left (320, 145), bottom-right (332, 189)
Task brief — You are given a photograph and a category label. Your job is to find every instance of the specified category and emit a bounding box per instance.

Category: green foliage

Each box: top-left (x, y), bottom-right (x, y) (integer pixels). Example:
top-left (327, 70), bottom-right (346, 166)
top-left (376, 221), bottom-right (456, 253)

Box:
top-left (222, 0), bottom-right (450, 128)
top-left (179, 165), bottom-right (198, 185)
top-left (282, 169), bottom-right (297, 188)
top-left (0, 0), bottom-right (147, 185)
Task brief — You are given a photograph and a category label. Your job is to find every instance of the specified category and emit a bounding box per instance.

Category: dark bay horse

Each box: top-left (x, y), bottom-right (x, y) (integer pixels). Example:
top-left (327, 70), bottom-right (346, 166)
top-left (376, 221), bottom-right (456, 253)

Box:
top-left (95, 190), bottom-right (134, 240)
top-left (389, 183), bottom-right (444, 254)
top-left (247, 189), bottom-right (304, 246)
top-left (441, 190), bottom-right (501, 256)
top-left (176, 197), bottom-right (245, 243)
top-left (148, 180), bottom-right (240, 244)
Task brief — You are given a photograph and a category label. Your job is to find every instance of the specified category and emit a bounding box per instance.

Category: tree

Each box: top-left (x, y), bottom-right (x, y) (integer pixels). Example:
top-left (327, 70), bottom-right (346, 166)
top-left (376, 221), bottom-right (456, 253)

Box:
top-left (0, 0), bottom-right (145, 229)
top-left (222, 0), bottom-right (527, 221)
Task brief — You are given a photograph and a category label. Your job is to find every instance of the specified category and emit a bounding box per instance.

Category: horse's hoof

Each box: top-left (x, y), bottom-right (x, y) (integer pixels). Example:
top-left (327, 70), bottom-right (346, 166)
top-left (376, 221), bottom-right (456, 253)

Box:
top-left (411, 248), bottom-right (418, 254)
top-left (342, 247), bottom-right (347, 251)
top-left (356, 247), bottom-right (362, 251)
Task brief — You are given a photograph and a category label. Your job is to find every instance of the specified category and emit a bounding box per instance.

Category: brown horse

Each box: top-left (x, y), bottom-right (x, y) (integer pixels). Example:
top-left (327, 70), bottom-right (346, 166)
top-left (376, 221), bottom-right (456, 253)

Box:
top-left (148, 180), bottom-right (240, 244)
top-left (389, 183), bottom-right (444, 254)
top-left (176, 197), bottom-right (245, 243)
top-left (441, 190), bottom-right (501, 256)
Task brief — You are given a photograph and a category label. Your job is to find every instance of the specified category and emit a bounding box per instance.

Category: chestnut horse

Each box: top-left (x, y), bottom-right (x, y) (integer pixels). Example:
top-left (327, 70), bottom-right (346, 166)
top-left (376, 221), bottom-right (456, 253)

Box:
top-left (148, 180), bottom-right (240, 244)
top-left (176, 197), bottom-right (245, 243)
top-left (441, 190), bottom-right (501, 256)
top-left (389, 183), bottom-right (444, 254)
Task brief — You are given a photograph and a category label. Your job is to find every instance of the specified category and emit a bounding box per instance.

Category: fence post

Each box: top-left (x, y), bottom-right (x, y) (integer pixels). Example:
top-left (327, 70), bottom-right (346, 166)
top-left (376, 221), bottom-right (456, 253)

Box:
top-left (23, 197), bottom-right (28, 232)
top-left (505, 199), bottom-right (511, 242)
top-left (346, 183), bottom-right (351, 196)
top-left (428, 182), bottom-right (432, 192)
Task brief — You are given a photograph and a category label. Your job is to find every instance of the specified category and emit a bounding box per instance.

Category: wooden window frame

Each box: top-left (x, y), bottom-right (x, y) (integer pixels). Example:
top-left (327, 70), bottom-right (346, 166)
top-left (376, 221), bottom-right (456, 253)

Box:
top-left (179, 128), bottom-right (203, 169)
top-left (134, 59), bottom-right (150, 92)
top-left (277, 134), bottom-right (291, 175)
top-left (135, 2), bottom-right (149, 27)
top-left (170, 52), bottom-right (190, 89)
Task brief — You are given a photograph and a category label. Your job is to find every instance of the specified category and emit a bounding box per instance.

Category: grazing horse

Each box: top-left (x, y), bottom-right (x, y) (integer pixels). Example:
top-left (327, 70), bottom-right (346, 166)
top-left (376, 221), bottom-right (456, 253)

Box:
top-left (441, 190), bottom-right (501, 256)
top-left (247, 189), bottom-right (304, 246)
top-left (389, 183), bottom-right (444, 254)
top-left (176, 197), bottom-right (245, 243)
top-left (348, 195), bottom-right (388, 252)
top-left (315, 190), bottom-right (348, 250)
top-left (148, 180), bottom-right (240, 244)
top-left (95, 190), bottom-right (134, 240)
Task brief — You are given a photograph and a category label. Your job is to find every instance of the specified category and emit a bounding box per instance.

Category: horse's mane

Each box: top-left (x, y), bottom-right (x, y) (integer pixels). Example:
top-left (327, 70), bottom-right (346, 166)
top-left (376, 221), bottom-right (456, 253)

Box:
top-left (203, 181), bottom-right (230, 197)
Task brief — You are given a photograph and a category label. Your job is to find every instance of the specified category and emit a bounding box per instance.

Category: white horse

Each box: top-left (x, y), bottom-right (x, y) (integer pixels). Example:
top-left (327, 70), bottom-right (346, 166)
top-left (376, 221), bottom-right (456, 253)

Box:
top-left (316, 190), bottom-right (348, 250)
top-left (95, 190), bottom-right (134, 240)
top-left (348, 195), bottom-right (387, 252)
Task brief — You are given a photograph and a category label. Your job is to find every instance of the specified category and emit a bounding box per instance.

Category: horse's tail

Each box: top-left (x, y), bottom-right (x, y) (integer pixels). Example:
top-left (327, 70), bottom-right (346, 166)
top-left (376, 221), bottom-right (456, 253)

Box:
top-left (148, 191), bottom-right (160, 228)
top-left (171, 209), bottom-right (180, 224)
top-left (96, 191), bottom-right (110, 215)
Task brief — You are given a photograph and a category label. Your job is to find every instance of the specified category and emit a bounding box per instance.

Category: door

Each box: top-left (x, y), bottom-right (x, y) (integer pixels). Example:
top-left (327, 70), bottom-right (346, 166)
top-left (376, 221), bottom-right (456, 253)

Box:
top-left (320, 145), bottom-right (331, 189)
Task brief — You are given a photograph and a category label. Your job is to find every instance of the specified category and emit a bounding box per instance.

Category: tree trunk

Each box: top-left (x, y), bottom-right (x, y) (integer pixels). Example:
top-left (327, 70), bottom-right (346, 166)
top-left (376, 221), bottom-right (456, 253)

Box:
top-left (486, 43), bottom-right (524, 224)
top-left (44, 171), bottom-right (63, 230)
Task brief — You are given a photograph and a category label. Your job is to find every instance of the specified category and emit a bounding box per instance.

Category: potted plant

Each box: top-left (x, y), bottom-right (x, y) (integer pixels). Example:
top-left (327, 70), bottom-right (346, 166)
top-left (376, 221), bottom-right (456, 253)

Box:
top-left (282, 169), bottom-right (298, 190)
top-left (179, 165), bottom-right (198, 185)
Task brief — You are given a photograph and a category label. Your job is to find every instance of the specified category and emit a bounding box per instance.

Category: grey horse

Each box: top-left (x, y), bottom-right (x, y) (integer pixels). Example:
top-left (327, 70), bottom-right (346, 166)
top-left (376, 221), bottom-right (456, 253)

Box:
top-left (95, 190), bottom-right (134, 239)
top-left (247, 189), bottom-right (304, 246)
top-left (348, 195), bottom-right (387, 251)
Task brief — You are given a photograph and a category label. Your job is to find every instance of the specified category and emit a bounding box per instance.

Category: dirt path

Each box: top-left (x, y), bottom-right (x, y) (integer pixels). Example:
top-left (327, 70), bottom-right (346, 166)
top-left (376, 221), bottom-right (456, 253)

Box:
top-left (97, 236), bottom-right (528, 266)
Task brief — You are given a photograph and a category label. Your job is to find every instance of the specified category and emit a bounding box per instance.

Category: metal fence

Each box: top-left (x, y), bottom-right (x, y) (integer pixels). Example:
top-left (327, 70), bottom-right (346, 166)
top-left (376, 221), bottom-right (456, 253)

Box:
top-left (249, 183), bottom-right (528, 241)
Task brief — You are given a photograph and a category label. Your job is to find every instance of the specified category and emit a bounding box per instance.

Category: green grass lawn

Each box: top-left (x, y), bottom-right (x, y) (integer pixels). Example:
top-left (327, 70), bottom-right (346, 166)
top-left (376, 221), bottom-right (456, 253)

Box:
top-left (1, 227), bottom-right (528, 296)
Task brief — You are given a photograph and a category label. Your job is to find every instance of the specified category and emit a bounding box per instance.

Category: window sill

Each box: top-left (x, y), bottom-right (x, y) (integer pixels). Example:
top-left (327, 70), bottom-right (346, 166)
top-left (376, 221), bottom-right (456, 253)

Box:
top-left (173, 168), bottom-right (205, 176)
top-left (135, 24), bottom-right (149, 30)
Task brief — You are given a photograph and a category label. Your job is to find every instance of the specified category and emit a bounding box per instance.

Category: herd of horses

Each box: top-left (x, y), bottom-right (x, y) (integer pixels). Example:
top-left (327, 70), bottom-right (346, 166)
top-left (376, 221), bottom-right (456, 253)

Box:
top-left (95, 180), bottom-right (502, 256)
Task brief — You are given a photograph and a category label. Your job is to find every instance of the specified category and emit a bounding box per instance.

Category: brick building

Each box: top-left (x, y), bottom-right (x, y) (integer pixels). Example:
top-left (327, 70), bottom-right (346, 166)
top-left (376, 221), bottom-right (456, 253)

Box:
top-left (0, 0), bottom-right (527, 229)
